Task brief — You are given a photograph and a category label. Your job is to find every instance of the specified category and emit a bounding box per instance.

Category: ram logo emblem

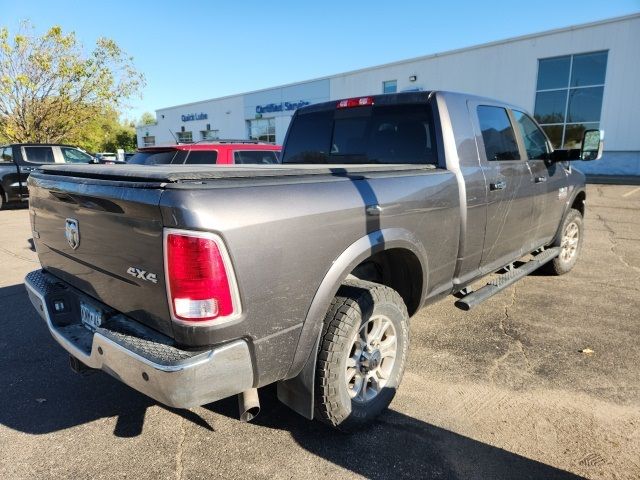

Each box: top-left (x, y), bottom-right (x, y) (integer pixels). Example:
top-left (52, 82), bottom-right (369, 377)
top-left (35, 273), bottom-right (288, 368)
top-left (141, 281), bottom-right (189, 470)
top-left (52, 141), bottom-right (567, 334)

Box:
top-left (65, 218), bottom-right (80, 250)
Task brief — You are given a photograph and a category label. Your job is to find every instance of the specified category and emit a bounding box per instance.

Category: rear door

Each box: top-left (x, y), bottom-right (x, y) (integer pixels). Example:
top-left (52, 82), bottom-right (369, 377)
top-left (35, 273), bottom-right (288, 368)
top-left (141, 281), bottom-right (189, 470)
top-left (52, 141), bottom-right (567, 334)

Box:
top-left (0, 147), bottom-right (21, 200)
top-left (472, 103), bottom-right (537, 271)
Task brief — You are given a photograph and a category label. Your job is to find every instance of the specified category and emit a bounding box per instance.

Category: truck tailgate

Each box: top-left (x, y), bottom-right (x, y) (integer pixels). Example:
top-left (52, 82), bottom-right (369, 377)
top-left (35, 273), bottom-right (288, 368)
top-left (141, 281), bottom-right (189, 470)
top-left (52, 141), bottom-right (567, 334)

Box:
top-left (28, 172), bottom-right (173, 337)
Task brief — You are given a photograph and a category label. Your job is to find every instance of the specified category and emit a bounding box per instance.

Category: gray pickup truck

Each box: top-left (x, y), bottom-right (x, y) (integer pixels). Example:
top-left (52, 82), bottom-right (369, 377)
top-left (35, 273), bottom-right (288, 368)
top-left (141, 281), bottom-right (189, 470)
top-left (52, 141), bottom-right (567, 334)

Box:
top-left (25, 91), bottom-right (601, 431)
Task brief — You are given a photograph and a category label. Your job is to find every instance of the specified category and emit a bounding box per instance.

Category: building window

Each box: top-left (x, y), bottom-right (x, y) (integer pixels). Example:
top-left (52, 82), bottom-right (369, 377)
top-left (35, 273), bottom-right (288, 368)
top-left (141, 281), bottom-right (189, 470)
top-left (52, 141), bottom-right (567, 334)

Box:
top-left (247, 118), bottom-right (276, 143)
top-left (142, 136), bottom-right (155, 147)
top-left (534, 51), bottom-right (607, 149)
top-left (176, 131), bottom-right (193, 143)
top-left (383, 80), bottom-right (397, 94)
top-left (200, 129), bottom-right (219, 141)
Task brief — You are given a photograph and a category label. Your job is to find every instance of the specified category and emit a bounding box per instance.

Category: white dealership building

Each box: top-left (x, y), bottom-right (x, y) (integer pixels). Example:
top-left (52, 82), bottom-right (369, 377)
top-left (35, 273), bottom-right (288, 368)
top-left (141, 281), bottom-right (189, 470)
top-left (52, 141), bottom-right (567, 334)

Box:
top-left (137, 13), bottom-right (640, 176)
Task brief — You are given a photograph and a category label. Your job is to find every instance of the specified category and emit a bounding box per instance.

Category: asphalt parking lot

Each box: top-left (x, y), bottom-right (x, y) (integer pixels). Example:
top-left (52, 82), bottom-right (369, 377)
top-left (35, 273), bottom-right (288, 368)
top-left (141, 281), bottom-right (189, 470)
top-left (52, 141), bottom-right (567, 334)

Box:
top-left (0, 184), bottom-right (638, 480)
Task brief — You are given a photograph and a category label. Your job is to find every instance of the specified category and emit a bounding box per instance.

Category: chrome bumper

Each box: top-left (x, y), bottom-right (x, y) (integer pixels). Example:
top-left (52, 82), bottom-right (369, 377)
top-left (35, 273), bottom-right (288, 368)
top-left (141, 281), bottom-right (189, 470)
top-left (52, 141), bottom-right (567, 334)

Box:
top-left (25, 270), bottom-right (254, 409)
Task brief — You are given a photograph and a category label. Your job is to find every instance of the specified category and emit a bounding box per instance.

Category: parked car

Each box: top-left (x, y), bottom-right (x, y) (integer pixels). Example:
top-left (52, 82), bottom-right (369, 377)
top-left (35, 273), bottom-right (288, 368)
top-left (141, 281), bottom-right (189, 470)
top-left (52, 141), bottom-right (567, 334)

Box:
top-left (0, 143), bottom-right (95, 209)
top-left (93, 152), bottom-right (117, 162)
top-left (127, 140), bottom-right (281, 165)
top-left (24, 91), bottom-right (601, 431)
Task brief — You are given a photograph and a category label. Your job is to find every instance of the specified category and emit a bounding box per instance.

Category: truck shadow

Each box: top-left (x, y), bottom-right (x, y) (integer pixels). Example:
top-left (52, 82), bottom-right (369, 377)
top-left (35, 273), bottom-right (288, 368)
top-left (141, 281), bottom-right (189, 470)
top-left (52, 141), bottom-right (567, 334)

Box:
top-left (203, 385), bottom-right (584, 480)
top-left (1, 283), bottom-right (582, 478)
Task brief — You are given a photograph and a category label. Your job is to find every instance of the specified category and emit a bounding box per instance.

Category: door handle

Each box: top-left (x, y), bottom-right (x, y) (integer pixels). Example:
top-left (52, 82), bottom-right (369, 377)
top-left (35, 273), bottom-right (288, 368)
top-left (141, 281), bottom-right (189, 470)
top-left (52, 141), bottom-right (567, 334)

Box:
top-left (490, 181), bottom-right (506, 191)
top-left (535, 176), bottom-right (547, 183)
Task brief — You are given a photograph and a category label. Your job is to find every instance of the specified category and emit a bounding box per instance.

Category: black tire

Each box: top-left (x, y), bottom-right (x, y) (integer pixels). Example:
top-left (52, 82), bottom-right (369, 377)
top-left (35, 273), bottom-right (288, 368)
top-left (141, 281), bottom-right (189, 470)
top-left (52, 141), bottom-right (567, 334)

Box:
top-left (0, 190), bottom-right (4, 210)
top-left (315, 279), bottom-right (409, 431)
top-left (542, 208), bottom-right (584, 275)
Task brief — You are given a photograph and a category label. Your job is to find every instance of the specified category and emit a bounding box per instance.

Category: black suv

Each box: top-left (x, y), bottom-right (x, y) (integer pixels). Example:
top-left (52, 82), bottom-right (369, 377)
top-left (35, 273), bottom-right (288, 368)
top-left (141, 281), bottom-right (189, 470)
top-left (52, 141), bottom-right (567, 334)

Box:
top-left (0, 144), bottom-right (96, 208)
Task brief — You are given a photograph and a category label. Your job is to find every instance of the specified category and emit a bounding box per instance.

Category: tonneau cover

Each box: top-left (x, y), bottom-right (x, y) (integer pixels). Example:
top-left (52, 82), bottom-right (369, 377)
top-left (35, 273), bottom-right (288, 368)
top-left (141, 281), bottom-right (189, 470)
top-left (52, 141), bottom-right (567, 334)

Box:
top-left (38, 163), bottom-right (434, 183)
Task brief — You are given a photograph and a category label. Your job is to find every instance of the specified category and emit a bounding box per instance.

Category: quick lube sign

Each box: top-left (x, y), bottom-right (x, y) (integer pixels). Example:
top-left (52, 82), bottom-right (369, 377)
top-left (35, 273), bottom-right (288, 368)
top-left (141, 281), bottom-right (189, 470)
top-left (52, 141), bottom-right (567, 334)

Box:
top-left (255, 101), bottom-right (309, 114)
top-left (181, 113), bottom-right (208, 122)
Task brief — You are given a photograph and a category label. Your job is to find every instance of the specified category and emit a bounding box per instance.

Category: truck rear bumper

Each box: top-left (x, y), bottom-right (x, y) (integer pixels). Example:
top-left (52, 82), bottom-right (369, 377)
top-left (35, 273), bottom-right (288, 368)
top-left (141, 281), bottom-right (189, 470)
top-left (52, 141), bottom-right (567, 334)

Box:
top-left (24, 270), bottom-right (254, 409)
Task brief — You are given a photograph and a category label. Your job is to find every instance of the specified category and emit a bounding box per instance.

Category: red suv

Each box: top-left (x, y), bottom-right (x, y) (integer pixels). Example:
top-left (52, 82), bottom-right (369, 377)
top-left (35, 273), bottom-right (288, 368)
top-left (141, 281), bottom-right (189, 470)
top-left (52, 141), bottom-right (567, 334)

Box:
top-left (128, 141), bottom-right (281, 165)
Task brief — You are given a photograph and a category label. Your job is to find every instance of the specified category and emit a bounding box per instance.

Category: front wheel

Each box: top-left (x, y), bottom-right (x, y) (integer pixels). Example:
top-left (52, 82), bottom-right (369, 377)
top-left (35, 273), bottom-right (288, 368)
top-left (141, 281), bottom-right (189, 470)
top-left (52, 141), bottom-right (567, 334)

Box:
top-left (543, 208), bottom-right (584, 275)
top-left (315, 280), bottom-right (409, 431)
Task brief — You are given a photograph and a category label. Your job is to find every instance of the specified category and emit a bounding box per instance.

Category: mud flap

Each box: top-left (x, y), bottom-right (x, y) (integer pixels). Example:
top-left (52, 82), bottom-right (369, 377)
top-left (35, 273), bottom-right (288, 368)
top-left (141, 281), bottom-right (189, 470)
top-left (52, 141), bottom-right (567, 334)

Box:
top-left (276, 332), bottom-right (321, 420)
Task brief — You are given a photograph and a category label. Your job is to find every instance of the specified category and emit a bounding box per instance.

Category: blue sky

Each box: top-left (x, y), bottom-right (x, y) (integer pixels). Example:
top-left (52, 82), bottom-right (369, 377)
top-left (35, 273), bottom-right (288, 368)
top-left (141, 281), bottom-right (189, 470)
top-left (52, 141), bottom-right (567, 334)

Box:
top-left (2, 0), bottom-right (639, 121)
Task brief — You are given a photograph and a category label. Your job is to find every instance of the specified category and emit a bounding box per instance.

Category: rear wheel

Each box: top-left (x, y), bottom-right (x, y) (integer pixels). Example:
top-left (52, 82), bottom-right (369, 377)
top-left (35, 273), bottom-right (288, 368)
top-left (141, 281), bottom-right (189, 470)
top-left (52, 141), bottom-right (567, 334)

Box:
top-left (543, 209), bottom-right (584, 275)
top-left (315, 280), bottom-right (409, 431)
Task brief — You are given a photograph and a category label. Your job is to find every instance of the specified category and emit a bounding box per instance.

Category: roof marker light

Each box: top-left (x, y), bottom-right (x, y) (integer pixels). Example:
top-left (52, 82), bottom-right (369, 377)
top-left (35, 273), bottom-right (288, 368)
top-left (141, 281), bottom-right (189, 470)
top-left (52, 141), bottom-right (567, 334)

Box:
top-left (336, 97), bottom-right (375, 109)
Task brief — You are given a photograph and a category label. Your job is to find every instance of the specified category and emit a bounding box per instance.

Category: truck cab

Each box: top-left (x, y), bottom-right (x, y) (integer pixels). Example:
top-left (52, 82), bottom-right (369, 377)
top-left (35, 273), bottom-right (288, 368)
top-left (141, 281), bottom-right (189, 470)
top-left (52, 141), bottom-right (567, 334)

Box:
top-left (0, 144), bottom-right (95, 208)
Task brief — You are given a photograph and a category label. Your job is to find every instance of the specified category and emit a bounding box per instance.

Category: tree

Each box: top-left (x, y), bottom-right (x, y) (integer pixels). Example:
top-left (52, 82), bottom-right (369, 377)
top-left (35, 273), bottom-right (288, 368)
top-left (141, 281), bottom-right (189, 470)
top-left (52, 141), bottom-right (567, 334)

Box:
top-left (104, 124), bottom-right (137, 152)
top-left (66, 108), bottom-right (137, 152)
top-left (138, 111), bottom-right (156, 126)
top-left (0, 23), bottom-right (144, 143)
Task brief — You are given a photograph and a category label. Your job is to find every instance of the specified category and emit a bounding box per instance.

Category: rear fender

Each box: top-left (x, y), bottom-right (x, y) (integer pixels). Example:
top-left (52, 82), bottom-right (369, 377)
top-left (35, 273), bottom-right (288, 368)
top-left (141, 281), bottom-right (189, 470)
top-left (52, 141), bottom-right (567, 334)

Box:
top-left (277, 228), bottom-right (427, 419)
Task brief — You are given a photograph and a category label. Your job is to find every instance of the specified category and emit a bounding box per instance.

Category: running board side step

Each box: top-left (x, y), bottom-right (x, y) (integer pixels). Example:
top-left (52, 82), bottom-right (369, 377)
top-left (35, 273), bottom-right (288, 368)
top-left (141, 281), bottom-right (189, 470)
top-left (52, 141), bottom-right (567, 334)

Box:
top-left (454, 247), bottom-right (560, 311)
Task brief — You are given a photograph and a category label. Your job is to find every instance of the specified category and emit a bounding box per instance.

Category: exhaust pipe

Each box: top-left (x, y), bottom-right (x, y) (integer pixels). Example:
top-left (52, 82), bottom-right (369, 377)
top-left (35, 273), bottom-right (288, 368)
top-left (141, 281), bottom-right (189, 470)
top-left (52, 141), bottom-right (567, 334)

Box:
top-left (238, 388), bottom-right (260, 422)
top-left (68, 355), bottom-right (97, 376)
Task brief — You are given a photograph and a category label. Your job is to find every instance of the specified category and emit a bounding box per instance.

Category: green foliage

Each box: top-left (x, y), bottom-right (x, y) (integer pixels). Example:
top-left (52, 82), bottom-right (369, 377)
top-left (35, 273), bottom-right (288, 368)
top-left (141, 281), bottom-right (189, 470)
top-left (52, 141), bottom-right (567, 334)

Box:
top-left (0, 22), bottom-right (145, 144)
top-left (67, 108), bottom-right (137, 152)
top-left (138, 111), bottom-right (156, 126)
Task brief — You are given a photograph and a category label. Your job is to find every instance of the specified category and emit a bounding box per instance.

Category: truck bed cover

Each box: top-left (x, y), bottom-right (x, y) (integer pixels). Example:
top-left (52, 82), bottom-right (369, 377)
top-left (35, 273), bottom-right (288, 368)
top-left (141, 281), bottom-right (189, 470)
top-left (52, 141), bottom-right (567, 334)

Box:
top-left (38, 163), bottom-right (435, 183)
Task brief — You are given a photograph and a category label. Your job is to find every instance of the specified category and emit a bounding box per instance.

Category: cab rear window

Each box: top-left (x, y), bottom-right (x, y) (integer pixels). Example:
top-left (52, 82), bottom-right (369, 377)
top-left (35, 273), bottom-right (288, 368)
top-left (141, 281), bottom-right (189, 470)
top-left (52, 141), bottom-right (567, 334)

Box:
top-left (282, 103), bottom-right (438, 165)
top-left (128, 151), bottom-right (177, 165)
top-left (23, 146), bottom-right (55, 163)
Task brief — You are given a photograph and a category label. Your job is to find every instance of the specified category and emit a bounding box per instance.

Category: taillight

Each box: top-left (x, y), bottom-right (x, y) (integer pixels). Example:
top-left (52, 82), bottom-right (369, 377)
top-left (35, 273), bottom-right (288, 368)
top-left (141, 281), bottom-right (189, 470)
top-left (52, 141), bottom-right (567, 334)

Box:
top-left (164, 230), bottom-right (240, 322)
top-left (336, 96), bottom-right (374, 108)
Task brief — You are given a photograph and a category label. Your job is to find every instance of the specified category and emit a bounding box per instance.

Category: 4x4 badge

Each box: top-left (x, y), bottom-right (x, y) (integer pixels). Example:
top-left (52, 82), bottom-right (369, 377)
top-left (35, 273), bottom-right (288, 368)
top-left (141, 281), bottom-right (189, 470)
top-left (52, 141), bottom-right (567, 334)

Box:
top-left (127, 267), bottom-right (158, 284)
top-left (65, 218), bottom-right (80, 250)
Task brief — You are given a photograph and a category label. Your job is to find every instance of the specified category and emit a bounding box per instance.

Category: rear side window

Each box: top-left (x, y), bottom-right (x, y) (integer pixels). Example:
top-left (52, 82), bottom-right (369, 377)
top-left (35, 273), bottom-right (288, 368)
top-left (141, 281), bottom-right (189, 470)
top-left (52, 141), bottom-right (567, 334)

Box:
top-left (233, 150), bottom-right (279, 164)
top-left (0, 147), bottom-right (12, 162)
top-left (128, 151), bottom-right (177, 165)
top-left (184, 151), bottom-right (218, 165)
top-left (477, 106), bottom-right (520, 161)
top-left (23, 146), bottom-right (55, 163)
top-left (512, 111), bottom-right (550, 160)
top-left (282, 103), bottom-right (438, 165)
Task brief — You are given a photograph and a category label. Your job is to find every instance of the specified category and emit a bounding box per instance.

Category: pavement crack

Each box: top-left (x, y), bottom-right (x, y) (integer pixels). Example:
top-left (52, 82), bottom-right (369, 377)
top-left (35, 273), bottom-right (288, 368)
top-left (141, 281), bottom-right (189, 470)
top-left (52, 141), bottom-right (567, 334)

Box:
top-left (175, 417), bottom-right (186, 480)
top-left (489, 284), bottom-right (533, 382)
top-left (596, 213), bottom-right (640, 279)
top-left (0, 246), bottom-right (38, 264)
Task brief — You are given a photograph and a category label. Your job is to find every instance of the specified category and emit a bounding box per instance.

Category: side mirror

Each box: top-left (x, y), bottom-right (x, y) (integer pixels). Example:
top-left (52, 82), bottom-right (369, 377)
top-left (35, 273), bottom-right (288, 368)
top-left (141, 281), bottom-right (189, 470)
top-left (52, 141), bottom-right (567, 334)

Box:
top-left (549, 129), bottom-right (604, 162)
top-left (581, 129), bottom-right (603, 161)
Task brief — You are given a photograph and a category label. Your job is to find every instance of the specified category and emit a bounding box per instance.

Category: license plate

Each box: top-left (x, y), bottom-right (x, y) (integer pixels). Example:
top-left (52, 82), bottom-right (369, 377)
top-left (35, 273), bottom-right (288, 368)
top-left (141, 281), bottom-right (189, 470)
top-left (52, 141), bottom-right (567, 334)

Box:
top-left (80, 301), bottom-right (104, 331)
